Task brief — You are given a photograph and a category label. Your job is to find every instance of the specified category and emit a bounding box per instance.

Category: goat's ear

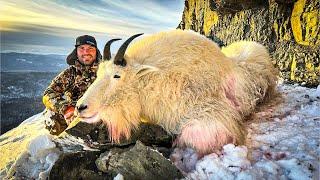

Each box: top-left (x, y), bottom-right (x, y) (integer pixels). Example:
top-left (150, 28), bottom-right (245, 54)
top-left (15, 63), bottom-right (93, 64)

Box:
top-left (136, 65), bottom-right (159, 77)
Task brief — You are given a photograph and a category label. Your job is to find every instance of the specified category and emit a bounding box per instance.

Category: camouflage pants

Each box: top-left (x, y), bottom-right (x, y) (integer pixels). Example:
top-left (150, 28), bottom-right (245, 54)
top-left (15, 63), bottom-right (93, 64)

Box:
top-left (43, 109), bottom-right (68, 135)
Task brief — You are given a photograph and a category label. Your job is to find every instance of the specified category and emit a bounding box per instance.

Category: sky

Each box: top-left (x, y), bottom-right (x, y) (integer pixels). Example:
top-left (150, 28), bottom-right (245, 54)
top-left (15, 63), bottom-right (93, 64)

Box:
top-left (0, 0), bottom-right (184, 55)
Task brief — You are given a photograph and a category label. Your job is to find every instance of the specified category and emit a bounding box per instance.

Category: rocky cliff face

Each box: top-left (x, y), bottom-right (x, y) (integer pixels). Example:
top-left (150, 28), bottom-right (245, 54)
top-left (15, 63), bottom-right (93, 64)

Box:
top-left (178, 0), bottom-right (319, 87)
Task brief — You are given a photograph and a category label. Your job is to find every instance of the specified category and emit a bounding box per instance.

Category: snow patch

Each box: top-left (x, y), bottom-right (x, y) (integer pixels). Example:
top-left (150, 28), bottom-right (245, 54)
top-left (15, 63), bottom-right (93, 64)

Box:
top-left (114, 173), bottom-right (124, 180)
top-left (6, 135), bottom-right (60, 179)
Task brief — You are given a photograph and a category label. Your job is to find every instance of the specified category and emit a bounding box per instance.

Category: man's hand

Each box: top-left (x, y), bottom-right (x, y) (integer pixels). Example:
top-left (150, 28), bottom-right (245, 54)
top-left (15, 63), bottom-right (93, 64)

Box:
top-left (64, 106), bottom-right (75, 124)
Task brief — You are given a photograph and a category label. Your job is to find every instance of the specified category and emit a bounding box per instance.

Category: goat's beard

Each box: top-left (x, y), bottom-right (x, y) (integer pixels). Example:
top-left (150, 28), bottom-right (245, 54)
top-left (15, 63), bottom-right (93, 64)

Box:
top-left (98, 102), bottom-right (142, 143)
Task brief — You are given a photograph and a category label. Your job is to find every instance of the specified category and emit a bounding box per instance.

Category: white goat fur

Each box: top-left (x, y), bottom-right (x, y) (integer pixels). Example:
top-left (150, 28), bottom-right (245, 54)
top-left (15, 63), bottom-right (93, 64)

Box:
top-left (77, 30), bottom-right (277, 154)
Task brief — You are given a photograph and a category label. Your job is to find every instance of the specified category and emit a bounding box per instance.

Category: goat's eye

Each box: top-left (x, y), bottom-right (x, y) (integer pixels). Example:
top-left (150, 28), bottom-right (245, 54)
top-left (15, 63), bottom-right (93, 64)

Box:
top-left (113, 74), bottom-right (121, 79)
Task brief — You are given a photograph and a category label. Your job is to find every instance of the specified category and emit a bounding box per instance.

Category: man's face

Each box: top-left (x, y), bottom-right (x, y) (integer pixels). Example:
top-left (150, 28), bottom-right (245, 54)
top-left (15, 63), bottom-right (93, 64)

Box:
top-left (77, 44), bottom-right (97, 65)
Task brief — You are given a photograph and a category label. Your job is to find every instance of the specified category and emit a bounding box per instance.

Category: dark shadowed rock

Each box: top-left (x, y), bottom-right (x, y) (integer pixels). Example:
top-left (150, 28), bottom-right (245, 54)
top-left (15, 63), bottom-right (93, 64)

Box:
top-left (50, 151), bottom-right (112, 180)
top-left (65, 121), bottom-right (175, 150)
top-left (96, 141), bottom-right (183, 179)
top-left (214, 0), bottom-right (268, 14)
top-left (135, 123), bottom-right (175, 147)
top-left (55, 121), bottom-right (177, 178)
top-left (275, 0), bottom-right (295, 4)
top-left (65, 122), bottom-right (110, 145)
top-left (206, 34), bottom-right (226, 47)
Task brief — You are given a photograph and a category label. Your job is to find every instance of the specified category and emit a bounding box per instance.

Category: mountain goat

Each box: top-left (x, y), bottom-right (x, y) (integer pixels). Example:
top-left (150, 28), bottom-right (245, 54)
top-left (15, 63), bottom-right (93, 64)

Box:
top-left (75, 30), bottom-right (277, 154)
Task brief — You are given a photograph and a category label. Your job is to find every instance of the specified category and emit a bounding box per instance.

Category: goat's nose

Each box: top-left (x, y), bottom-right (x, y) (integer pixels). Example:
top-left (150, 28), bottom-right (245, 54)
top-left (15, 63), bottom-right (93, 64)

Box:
top-left (77, 104), bottom-right (88, 112)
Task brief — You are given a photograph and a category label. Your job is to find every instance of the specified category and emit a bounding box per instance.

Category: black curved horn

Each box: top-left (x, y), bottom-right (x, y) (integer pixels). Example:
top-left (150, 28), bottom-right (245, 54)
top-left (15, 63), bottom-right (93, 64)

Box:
top-left (114, 33), bottom-right (143, 66)
top-left (103, 38), bottom-right (121, 60)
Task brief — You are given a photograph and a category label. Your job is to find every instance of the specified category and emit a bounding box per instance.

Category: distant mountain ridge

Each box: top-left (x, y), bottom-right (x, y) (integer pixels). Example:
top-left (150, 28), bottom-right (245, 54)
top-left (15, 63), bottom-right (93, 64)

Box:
top-left (1, 52), bottom-right (67, 72)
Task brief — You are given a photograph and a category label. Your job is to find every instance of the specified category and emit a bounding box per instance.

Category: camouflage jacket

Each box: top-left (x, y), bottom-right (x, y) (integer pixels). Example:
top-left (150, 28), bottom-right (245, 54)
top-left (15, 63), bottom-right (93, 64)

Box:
top-left (43, 60), bottom-right (99, 115)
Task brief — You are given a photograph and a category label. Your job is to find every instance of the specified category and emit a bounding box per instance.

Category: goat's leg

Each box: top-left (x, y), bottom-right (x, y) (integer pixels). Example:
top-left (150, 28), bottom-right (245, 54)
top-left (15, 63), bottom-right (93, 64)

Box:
top-left (175, 100), bottom-right (246, 155)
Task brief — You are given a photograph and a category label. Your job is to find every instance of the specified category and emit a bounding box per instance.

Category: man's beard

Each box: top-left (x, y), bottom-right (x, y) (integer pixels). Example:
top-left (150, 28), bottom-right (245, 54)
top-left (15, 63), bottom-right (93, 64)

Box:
top-left (77, 56), bottom-right (95, 66)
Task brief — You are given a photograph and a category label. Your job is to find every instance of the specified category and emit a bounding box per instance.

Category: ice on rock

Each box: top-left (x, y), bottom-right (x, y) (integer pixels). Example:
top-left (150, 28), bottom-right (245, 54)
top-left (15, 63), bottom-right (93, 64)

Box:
top-left (3, 134), bottom-right (60, 179)
top-left (114, 173), bottom-right (124, 180)
top-left (28, 135), bottom-right (56, 159)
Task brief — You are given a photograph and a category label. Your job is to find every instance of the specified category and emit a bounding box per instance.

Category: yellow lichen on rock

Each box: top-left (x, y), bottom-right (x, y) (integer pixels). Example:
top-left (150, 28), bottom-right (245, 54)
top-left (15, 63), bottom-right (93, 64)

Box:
top-left (304, 10), bottom-right (319, 44)
top-left (305, 61), bottom-right (320, 82)
top-left (315, 64), bottom-right (320, 78)
top-left (290, 55), bottom-right (297, 81)
top-left (234, 11), bottom-right (245, 23)
top-left (203, 10), bottom-right (218, 36)
top-left (273, 21), bottom-right (279, 38)
top-left (279, 19), bottom-right (292, 41)
top-left (180, 0), bottom-right (219, 36)
top-left (249, 17), bottom-right (257, 41)
top-left (273, 20), bottom-right (291, 41)
top-left (291, 0), bottom-right (319, 46)
top-left (182, 0), bottom-right (194, 30)
top-left (291, 0), bottom-right (307, 45)
top-left (290, 53), bottom-right (319, 84)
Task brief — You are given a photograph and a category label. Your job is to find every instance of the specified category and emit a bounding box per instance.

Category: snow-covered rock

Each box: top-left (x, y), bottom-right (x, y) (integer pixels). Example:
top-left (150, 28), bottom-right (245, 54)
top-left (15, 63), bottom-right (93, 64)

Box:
top-left (0, 113), bottom-right (58, 179)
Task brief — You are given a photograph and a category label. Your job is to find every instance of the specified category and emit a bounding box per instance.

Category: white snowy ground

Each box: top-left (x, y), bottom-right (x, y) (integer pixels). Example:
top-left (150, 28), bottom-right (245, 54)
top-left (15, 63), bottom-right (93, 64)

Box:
top-left (0, 83), bottom-right (319, 179)
top-left (171, 84), bottom-right (320, 180)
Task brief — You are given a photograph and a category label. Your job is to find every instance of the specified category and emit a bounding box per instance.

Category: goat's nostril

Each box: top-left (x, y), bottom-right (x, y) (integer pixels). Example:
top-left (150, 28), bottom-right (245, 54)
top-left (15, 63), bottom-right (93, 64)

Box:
top-left (77, 104), bottom-right (88, 112)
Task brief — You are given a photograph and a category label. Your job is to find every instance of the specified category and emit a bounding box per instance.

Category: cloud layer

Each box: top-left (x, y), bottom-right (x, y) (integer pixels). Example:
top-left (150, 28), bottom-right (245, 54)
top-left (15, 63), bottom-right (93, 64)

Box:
top-left (1, 0), bottom-right (184, 54)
